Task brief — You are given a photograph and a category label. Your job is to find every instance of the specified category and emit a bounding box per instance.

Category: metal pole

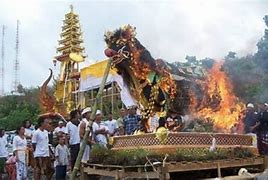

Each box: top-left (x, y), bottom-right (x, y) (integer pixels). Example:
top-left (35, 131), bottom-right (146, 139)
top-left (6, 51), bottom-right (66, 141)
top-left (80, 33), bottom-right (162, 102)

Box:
top-left (1, 25), bottom-right (5, 96)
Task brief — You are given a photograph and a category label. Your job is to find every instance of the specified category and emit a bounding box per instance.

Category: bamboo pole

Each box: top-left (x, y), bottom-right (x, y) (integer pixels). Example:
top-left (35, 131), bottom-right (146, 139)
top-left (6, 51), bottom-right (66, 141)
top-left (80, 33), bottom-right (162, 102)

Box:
top-left (101, 89), bottom-right (103, 113)
top-left (70, 58), bottom-right (112, 180)
top-left (112, 82), bottom-right (114, 115)
top-left (91, 89), bottom-right (93, 104)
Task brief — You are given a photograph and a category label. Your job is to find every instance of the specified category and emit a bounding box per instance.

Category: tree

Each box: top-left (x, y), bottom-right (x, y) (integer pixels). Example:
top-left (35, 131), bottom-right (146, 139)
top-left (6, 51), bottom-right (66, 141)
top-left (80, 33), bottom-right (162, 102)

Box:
top-left (17, 84), bottom-right (24, 94)
top-left (225, 51), bottom-right (237, 60)
top-left (0, 87), bottom-right (41, 130)
top-left (200, 57), bottom-right (215, 69)
top-left (256, 15), bottom-right (268, 59)
top-left (185, 55), bottom-right (197, 65)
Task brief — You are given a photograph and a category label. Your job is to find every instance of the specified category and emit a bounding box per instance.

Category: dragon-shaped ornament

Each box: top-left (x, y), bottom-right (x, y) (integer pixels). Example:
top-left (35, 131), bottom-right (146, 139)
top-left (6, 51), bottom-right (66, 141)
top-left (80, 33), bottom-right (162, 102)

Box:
top-left (104, 25), bottom-right (189, 131)
top-left (39, 69), bottom-right (56, 114)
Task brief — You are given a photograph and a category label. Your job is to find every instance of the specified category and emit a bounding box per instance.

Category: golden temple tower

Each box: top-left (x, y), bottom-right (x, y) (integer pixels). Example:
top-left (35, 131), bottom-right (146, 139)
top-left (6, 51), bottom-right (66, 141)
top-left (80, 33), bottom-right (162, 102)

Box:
top-left (53, 5), bottom-right (86, 115)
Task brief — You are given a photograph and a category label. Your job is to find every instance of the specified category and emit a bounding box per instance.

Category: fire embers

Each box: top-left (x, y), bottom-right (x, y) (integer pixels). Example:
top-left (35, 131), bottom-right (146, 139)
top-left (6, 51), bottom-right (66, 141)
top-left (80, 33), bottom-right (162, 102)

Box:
top-left (155, 59), bottom-right (176, 99)
top-left (191, 61), bottom-right (245, 132)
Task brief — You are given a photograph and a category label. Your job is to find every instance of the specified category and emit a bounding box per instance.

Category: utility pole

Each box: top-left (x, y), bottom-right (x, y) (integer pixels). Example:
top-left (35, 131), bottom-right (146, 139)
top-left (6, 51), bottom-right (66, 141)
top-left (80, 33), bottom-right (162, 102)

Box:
top-left (0, 25), bottom-right (5, 96)
top-left (13, 20), bottom-right (20, 92)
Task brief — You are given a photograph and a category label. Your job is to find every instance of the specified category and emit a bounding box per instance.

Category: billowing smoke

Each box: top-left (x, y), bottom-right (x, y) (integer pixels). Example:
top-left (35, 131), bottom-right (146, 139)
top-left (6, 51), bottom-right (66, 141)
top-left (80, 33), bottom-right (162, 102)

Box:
top-left (224, 15), bottom-right (268, 104)
top-left (174, 15), bottom-right (268, 104)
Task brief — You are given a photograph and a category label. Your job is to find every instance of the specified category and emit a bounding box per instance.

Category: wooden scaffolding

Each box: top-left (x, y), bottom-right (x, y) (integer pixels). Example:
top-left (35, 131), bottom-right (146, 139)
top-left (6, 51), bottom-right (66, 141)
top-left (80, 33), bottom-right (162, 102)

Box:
top-left (83, 81), bottom-right (123, 117)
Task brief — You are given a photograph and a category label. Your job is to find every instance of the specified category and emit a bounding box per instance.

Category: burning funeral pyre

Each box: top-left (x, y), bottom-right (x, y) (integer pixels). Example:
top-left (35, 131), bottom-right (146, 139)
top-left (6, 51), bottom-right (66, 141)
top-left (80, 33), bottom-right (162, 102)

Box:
top-left (104, 25), bottom-right (245, 133)
top-left (190, 61), bottom-right (245, 132)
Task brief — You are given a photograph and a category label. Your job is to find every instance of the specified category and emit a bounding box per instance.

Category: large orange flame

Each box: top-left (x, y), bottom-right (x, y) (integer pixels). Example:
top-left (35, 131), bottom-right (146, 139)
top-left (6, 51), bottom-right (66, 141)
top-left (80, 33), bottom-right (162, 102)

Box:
top-left (193, 61), bottom-right (245, 132)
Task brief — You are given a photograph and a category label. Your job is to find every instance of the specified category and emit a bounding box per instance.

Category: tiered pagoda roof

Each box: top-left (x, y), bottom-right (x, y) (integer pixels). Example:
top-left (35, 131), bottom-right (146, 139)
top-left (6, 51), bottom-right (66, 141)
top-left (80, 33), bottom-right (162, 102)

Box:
top-left (55, 5), bottom-right (85, 62)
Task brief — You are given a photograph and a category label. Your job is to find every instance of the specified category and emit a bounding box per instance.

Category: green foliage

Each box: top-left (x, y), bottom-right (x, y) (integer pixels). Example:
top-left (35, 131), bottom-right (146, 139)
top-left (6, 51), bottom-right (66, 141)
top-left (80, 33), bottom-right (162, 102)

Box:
top-left (89, 146), bottom-right (254, 165)
top-left (224, 56), bottom-right (268, 103)
top-left (174, 148), bottom-right (229, 162)
top-left (224, 51), bottom-right (237, 60)
top-left (185, 55), bottom-right (197, 64)
top-left (89, 145), bottom-right (110, 164)
top-left (0, 86), bottom-right (40, 130)
top-left (89, 146), bottom-right (153, 166)
top-left (233, 147), bottom-right (254, 158)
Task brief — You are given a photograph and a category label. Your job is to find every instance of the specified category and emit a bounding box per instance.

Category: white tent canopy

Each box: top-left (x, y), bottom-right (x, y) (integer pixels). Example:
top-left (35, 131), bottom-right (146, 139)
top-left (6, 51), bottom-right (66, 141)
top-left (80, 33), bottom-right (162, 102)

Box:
top-left (79, 60), bottom-right (137, 107)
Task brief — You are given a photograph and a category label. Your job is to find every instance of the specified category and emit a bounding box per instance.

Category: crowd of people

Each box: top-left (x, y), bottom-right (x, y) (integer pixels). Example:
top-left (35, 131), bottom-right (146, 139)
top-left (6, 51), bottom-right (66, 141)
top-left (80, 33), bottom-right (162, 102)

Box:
top-left (0, 103), bottom-right (266, 179)
top-left (0, 105), bottom-right (146, 180)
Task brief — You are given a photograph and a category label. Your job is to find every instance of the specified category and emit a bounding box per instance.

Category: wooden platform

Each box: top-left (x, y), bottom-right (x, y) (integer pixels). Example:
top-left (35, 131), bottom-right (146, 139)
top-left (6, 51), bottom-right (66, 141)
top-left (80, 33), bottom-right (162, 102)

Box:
top-left (83, 156), bottom-right (268, 179)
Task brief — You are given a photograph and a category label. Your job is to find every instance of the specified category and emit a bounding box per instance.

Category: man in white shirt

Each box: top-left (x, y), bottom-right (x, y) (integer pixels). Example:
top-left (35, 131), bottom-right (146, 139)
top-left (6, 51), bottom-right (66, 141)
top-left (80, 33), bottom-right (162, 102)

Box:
top-left (32, 116), bottom-right (54, 180)
top-left (65, 109), bottom-right (80, 170)
top-left (79, 107), bottom-right (93, 163)
top-left (0, 128), bottom-right (8, 179)
top-left (105, 113), bottom-right (118, 136)
top-left (92, 110), bottom-right (109, 147)
top-left (53, 121), bottom-right (66, 135)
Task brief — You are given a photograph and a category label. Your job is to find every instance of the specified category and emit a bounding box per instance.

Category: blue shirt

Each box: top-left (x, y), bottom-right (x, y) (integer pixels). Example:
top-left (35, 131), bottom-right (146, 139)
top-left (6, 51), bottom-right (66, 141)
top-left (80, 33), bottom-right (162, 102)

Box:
top-left (124, 115), bottom-right (140, 135)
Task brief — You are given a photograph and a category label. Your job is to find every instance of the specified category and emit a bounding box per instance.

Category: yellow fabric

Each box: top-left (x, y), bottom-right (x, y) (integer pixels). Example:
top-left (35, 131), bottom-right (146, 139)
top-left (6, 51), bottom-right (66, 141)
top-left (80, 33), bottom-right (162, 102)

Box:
top-left (157, 111), bottom-right (166, 117)
top-left (108, 137), bottom-right (114, 145)
top-left (156, 127), bottom-right (168, 134)
top-left (81, 60), bottom-right (117, 80)
top-left (155, 127), bottom-right (168, 144)
top-left (54, 82), bottom-right (65, 101)
top-left (54, 81), bottom-right (72, 101)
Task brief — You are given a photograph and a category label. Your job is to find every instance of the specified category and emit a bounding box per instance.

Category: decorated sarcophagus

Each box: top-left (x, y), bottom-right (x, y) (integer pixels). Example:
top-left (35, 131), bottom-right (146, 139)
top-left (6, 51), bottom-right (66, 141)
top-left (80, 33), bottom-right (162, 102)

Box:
top-left (112, 132), bottom-right (257, 154)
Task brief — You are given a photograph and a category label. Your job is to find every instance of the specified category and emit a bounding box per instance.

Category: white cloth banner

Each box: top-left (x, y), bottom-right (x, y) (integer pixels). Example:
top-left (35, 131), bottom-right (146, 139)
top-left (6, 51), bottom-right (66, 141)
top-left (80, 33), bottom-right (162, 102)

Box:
top-left (79, 74), bottom-right (137, 107)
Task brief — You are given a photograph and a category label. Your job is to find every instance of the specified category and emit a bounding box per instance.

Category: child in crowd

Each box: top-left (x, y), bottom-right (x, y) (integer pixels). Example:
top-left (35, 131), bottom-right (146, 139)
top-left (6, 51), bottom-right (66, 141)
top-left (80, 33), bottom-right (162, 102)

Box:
top-left (55, 136), bottom-right (70, 180)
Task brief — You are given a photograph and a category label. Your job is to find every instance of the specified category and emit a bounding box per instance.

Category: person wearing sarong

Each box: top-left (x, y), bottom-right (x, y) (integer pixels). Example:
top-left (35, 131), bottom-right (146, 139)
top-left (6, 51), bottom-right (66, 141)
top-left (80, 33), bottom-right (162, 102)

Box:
top-left (13, 126), bottom-right (28, 180)
top-left (32, 116), bottom-right (54, 180)
top-left (5, 154), bottom-right (16, 180)
top-left (23, 120), bottom-right (35, 168)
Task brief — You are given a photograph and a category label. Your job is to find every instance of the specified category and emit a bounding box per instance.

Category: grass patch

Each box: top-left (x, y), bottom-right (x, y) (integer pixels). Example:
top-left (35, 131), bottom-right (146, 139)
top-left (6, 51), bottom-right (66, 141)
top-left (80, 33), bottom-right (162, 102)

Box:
top-left (88, 146), bottom-right (254, 165)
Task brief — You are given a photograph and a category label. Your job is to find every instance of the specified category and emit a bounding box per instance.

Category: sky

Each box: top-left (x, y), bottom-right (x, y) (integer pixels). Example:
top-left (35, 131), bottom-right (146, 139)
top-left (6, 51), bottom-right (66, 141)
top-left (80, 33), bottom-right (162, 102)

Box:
top-left (0, 0), bottom-right (267, 93)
